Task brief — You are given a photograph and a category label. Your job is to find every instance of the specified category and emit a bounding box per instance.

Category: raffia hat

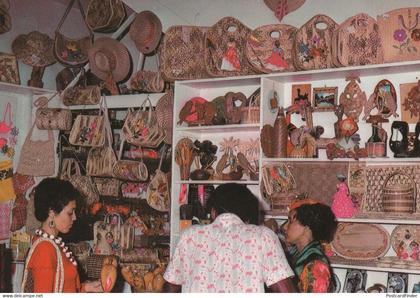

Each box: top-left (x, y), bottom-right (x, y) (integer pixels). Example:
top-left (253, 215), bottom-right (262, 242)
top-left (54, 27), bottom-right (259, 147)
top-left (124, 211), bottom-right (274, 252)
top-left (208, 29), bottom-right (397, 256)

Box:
top-left (129, 11), bottom-right (162, 54)
top-left (156, 90), bottom-right (173, 145)
top-left (12, 31), bottom-right (56, 67)
top-left (88, 37), bottom-right (131, 82)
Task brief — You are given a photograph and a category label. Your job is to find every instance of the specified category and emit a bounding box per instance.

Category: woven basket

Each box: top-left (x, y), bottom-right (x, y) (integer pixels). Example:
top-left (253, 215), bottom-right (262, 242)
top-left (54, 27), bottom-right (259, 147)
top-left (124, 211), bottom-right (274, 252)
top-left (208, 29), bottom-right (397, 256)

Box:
top-left (382, 172), bottom-right (416, 213)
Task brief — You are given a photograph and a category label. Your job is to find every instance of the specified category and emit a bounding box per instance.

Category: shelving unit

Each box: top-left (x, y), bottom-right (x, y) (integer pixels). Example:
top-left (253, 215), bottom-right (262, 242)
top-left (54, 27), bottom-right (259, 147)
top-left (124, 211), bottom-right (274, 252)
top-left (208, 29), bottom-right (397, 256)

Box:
top-left (170, 60), bottom-right (420, 292)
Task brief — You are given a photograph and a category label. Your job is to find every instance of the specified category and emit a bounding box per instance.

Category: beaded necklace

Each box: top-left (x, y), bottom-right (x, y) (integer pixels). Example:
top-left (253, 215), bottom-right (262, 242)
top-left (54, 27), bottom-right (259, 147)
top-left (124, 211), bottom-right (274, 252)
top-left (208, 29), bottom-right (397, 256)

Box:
top-left (35, 229), bottom-right (77, 266)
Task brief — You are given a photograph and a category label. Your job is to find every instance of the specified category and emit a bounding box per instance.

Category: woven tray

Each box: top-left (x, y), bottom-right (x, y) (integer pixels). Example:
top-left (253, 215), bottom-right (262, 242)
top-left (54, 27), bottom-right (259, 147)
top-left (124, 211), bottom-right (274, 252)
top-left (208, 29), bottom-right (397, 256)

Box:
top-left (332, 223), bottom-right (390, 260)
top-left (390, 225), bottom-right (420, 254)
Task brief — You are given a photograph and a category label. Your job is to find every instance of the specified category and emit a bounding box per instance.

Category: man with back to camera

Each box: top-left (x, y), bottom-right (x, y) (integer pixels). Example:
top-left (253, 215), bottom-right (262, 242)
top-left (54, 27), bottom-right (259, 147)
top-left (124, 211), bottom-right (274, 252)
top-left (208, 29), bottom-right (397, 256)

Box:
top-left (163, 183), bottom-right (297, 293)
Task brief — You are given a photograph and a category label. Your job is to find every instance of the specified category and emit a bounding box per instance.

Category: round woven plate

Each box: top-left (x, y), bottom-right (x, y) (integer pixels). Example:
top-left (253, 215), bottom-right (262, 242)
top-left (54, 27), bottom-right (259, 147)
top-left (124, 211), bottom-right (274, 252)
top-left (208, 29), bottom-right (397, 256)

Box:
top-left (390, 225), bottom-right (420, 253)
top-left (332, 223), bottom-right (390, 260)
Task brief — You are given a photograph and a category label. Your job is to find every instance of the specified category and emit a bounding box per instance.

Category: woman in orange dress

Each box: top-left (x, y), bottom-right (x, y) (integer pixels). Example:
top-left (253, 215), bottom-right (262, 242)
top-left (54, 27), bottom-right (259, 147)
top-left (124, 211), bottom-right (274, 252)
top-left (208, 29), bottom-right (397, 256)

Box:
top-left (21, 178), bottom-right (102, 293)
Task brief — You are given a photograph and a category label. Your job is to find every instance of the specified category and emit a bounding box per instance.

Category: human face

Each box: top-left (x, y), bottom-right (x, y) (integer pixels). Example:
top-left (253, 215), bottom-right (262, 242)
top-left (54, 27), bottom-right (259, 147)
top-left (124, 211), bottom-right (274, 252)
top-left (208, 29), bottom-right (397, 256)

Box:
top-left (53, 200), bottom-right (77, 234)
top-left (283, 209), bottom-right (307, 247)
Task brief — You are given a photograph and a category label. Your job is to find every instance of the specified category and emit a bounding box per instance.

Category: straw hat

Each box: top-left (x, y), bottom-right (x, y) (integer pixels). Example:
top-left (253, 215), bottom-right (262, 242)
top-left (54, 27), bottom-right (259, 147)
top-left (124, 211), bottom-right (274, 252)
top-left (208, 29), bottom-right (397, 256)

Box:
top-left (156, 90), bottom-right (173, 145)
top-left (12, 31), bottom-right (56, 67)
top-left (129, 11), bottom-right (162, 54)
top-left (88, 37), bottom-right (131, 82)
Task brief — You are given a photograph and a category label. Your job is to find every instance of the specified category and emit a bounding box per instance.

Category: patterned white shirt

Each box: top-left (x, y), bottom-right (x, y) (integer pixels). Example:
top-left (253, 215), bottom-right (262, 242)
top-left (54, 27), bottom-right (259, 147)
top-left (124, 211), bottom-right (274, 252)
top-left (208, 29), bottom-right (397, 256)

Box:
top-left (164, 213), bottom-right (294, 292)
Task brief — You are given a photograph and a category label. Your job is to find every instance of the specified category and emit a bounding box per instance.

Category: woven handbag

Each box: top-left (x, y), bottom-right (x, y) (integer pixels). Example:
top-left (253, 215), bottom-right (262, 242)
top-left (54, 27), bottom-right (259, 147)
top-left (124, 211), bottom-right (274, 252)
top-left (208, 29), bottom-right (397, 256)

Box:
top-left (378, 7), bottom-right (420, 63)
top-left (160, 25), bottom-right (209, 81)
top-left (204, 17), bottom-right (257, 77)
top-left (16, 123), bottom-right (55, 177)
top-left (10, 194), bottom-right (28, 232)
top-left (69, 98), bottom-right (107, 147)
top-left (86, 98), bottom-right (117, 177)
top-left (61, 85), bottom-right (101, 106)
top-left (130, 70), bottom-right (164, 93)
top-left (93, 177), bottom-right (121, 197)
top-left (293, 14), bottom-right (338, 70)
top-left (122, 96), bottom-right (165, 148)
top-left (146, 150), bottom-right (170, 212)
top-left (54, 0), bottom-right (93, 67)
top-left (34, 97), bottom-right (72, 131)
top-left (113, 139), bottom-right (148, 182)
top-left (246, 24), bottom-right (297, 73)
top-left (60, 158), bottom-right (99, 207)
top-left (86, 0), bottom-right (126, 33)
top-left (240, 88), bottom-right (260, 124)
top-left (333, 13), bottom-right (383, 67)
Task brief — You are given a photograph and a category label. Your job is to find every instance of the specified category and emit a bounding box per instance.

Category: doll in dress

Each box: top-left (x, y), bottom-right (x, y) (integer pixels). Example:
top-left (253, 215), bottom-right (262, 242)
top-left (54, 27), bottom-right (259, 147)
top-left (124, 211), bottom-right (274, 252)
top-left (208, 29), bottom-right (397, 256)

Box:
top-left (265, 40), bottom-right (289, 71)
top-left (331, 173), bottom-right (357, 218)
top-left (220, 37), bottom-right (241, 71)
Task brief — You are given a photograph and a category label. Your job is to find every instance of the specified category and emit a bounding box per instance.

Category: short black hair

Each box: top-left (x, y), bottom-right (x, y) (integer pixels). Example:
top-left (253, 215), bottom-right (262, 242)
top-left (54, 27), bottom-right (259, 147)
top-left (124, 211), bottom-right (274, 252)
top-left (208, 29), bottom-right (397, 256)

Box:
top-left (206, 183), bottom-right (259, 225)
top-left (295, 203), bottom-right (338, 242)
top-left (34, 178), bottom-right (81, 222)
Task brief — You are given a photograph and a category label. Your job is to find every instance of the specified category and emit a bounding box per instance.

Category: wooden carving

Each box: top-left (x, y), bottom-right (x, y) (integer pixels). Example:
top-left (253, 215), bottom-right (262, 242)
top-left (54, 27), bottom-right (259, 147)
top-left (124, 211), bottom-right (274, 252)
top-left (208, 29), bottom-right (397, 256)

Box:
top-left (339, 77), bottom-right (367, 122)
top-left (224, 92), bottom-right (247, 124)
top-left (363, 79), bottom-right (398, 120)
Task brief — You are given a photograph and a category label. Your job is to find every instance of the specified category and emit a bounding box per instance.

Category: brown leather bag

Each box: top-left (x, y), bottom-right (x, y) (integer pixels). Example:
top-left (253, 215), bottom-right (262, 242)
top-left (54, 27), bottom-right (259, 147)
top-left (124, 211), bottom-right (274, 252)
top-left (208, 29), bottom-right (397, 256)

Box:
top-left (54, 0), bottom-right (93, 67)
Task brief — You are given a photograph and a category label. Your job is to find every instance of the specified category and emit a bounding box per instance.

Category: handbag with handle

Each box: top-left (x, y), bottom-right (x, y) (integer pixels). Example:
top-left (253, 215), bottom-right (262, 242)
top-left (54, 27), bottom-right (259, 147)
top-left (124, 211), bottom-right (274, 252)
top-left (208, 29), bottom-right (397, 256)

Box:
top-left (113, 138), bottom-right (148, 182)
top-left (34, 96), bottom-right (72, 131)
top-left (54, 0), bottom-right (93, 67)
top-left (378, 7), bottom-right (420, 63)
top-left (246, 24), bottom-right (297, 73)
top-left (204, 17), bottom-right (257, 77)
top-left (160, 25), bottom-right (209, 81)
top-left (293, 14), bottom-right (338, 70)
top-left (61, 85), bottom-right (101, 106)
top-left (86, 98), bottom-right (117, 177)
top-left (60, 158), bottom-right (99, 207)
top-left (69, 98), bottom-right (106, 147)
top-left (93, 177), bottom-right (120, 197)
top-left (122, 96), bottom-right (165, 148)
top-left (17, 123), bottom-right (55, 177)
top-left (146, 147), bottom-right (170, 212)
top-left (332, 13), bottom-right (384, 67)
top-left (86, 0), bottom-right (126, 33)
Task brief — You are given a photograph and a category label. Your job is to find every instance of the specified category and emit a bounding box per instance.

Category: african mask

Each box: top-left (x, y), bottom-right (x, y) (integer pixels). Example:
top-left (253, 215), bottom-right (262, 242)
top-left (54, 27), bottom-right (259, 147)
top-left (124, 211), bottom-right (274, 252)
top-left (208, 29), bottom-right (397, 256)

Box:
top-left (339, 77), bottom-right (366, 122)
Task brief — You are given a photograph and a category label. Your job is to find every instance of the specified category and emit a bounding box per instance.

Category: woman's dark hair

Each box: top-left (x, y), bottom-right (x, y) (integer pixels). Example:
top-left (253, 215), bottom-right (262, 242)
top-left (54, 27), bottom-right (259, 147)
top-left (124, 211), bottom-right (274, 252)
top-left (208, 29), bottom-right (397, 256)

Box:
top-left (206, 183), bottom-right (259, 225)
top-left (295, 203), bottom-right (338, 242)
top-left (34, 178), bottom-right (81, 222)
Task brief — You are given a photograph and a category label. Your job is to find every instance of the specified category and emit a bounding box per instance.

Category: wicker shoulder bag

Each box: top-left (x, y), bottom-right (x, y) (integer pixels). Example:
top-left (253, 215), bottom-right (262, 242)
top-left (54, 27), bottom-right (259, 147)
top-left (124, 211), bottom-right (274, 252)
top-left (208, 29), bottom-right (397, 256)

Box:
top-left (54, 0), bottom-right (93, 67)
top-left (122, 96), bottom-right (165, 148)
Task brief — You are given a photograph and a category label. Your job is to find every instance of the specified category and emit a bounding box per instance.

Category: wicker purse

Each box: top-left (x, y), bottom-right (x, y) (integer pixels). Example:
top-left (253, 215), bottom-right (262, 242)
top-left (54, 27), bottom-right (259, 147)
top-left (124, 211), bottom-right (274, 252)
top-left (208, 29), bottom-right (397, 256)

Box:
top-left (122, 96), bottom-right (165, 148)
top-left (86, 0), bottom-right (126, 33)
top-left (240, 88), bottom-right (260, 124)
top-left (160, 25), bottom-right (209, 81)
top-left (61, 85), bottom-right (101, 106)
top-left (246, 24), bottom-right (297, 73)
top-left (60, 158), bottom-right (99, 207)
top-left (332, 13), bottom-right (383, 67)
top-left (93, 177), bottom-right (120, 197)
top-left (378, 7), bottom-right (420, 63)
top-left (16, 123), bottom-right (55, 177)
top-left (86, 99), bottom-right (117, 177)
top-left (130, 70), bottom-right (164, 93)
top-left (113, 138), bottom-right (148, 182)
top-left (204, 17), bottom-right (257, 77)
top-left (34, 97), bottom-right (72, 131)
top-left (293, 14), bottom-right (338, 70)
top-left (146, 151), bottom-right (170, 212)
top-left (54, 0), bottom-right (93, 67)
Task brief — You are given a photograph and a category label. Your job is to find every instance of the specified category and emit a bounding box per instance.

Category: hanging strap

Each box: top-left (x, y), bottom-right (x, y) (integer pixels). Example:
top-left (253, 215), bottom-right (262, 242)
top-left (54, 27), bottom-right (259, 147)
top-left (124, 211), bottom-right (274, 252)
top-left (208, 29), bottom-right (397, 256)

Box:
top-left (398, 13), bottom-right (420, 32)
top-left (56, 0), bottom-right (92, 37)
top-left (2, 102), bottom-right (12, 125)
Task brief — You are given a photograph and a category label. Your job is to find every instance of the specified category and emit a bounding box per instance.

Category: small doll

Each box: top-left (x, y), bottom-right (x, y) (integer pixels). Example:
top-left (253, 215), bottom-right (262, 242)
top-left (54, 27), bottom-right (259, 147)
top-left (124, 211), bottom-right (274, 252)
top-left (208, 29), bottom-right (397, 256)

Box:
top-left (331, 173), bottom-right (357, 218)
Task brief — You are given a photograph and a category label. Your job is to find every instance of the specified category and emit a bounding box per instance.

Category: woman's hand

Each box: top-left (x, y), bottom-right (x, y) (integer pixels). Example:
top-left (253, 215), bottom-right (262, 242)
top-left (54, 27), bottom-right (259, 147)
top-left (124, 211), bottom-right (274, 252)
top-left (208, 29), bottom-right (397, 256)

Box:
top-left (84, 280), bottom-right (103, 292)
